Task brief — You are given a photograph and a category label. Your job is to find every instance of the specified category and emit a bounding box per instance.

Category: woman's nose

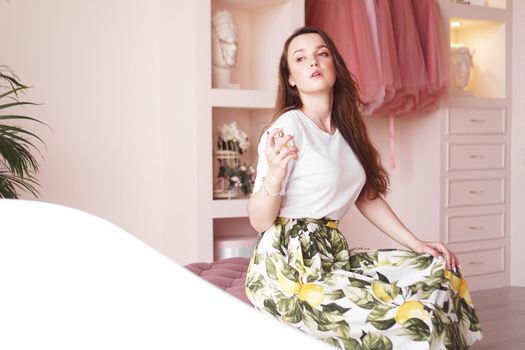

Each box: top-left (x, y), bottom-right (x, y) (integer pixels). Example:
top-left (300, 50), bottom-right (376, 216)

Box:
top-left (310, 58), bottom-right (319, 67)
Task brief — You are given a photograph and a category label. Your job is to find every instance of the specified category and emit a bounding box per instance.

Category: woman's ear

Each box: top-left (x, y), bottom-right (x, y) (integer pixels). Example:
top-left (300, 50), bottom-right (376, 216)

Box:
top-left (289, 78), bottom-right (296, 87)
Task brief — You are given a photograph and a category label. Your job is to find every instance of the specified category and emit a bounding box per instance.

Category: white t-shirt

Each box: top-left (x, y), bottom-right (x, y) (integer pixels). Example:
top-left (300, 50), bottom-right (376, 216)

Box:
top-left (253, 109), bottom-right (367, 220)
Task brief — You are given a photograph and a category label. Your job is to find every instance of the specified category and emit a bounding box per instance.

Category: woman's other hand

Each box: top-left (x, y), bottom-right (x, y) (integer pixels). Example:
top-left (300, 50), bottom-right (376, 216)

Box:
top-left (413, 240), bottom-right (459, 271)
top-left (264, 127), bottom-right (299, 186)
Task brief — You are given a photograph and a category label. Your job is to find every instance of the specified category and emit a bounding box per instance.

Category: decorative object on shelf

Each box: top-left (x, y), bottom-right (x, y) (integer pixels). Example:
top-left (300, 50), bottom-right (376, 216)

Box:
top-left (211, 10), bottom-right (240, 89)
top-left (217, 163), bottom-right (255, 197)
top-left (217, 121), bottom-right (250, 154)
top-left (468, 0), bottom-right (485, 6)
top-left (451, 45), bottom-right (475, 94)
top-left (214, 236), bottom-right (257, 260)
top-left (454, 0), bottom-right (486, 5)
top-left (213, 122), bottom-right (254, 199)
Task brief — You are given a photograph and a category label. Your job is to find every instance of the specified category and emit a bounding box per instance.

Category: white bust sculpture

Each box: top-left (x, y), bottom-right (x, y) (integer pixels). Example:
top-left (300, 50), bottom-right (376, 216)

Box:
top-left (212, 10), bottom-right (240, 89)
top-left (451, 45), bottom-right (474, 92)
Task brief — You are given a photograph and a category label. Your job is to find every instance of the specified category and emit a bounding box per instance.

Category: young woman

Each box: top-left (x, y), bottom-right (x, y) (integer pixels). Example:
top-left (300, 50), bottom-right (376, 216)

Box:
top-left (245, 26), bottom-right (482, 350)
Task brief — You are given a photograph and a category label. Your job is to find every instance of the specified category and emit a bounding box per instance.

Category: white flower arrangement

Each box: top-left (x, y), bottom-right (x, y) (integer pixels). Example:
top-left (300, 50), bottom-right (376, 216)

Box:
top-left (217, 121), bottom-right (250, 154)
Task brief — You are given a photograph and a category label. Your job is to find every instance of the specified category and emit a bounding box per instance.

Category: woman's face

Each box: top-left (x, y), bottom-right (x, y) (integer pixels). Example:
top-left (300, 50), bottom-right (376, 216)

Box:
top-left (286, 33), bottom-right (336, 95)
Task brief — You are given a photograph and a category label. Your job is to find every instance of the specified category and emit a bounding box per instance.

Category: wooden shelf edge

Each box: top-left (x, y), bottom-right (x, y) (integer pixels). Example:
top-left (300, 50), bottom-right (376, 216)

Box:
top-left (211, 198), bottom-right (249, 218)
top-left (211, 89), bottom-right (275, 109)
top-left (445, 95), bottom-right (507, 107)
top-left (445, 3), bottom-right (508, 22)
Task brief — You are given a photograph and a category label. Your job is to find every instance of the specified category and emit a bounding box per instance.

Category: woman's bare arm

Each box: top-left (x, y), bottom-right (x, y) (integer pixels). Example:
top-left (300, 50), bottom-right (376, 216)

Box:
top-left (247, 174), bottom-right (284, 233)
top-left (355, 195), bottom-right (458, 270)
top-left (247, 128), bottom-right (298, 233)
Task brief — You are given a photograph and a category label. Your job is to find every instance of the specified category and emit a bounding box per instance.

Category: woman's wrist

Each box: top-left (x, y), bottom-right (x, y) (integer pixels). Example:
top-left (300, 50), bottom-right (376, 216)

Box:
top-left (263, 173), bottom-right (283, 193)
top-left (262, 177), bottom-right (282, 197)
top-left (404, 236), bottom-right (424, 252)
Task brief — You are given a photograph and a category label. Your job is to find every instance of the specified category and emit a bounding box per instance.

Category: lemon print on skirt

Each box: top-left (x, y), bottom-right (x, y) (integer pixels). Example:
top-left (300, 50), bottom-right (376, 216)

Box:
top-left (245, 217), bottom-right (483, 350)
top-left (372, 280), bottom-right (400, 303)
top-left (395, 300), bottom-right (428, 325)
top-left (298, 283), bottom-right (325, 308)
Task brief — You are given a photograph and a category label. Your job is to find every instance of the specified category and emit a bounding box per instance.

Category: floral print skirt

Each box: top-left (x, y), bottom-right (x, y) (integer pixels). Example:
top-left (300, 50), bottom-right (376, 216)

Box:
top-left (244, 217), bottom-right (483, 350)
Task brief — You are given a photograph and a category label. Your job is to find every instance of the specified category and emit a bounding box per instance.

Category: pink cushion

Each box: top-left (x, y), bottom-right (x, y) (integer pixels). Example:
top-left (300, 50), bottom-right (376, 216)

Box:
top-left (184, 257), bottom-right (252, 306)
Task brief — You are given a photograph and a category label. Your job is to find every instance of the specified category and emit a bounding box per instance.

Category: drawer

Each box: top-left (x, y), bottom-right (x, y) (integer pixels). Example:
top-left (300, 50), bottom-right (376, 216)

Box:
top-left (447, 107), bottom-right (505, 135)
top-left (447, 178), bottom-right (504, 207)
top-left (457, 248), bottom-right (504, 277)
top-left (447, 143), bottom-right (505, 171)
top-left (446, 212), bottom-right (505, 243)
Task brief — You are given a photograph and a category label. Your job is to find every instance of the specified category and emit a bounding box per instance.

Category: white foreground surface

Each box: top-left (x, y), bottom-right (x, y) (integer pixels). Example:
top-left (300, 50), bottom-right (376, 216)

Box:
top-left (0, 199), bottom-right (334, 350)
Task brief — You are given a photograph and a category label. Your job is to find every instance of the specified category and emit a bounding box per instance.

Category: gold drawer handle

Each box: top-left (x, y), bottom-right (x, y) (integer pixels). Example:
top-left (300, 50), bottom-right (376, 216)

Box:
top-left (468, 261), bottom-right (484, 265)
top-left (469, 190), bottom-right (485, 195)
top-left (468, 154), bottom-right (485, 159)
top-left (470, 118), bottom-right (486, 123)
top-left (468, 225), bottom-right (484, 230)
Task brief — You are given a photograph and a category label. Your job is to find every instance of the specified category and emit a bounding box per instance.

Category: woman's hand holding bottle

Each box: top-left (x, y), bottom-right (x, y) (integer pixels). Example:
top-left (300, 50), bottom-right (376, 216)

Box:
top-left (263, 128), bottom-right (299, 192)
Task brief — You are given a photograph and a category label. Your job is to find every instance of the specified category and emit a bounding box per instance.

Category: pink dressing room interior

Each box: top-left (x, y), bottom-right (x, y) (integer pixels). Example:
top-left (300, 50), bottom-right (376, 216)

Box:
top-left (1, 0), bottom-right (524, 349)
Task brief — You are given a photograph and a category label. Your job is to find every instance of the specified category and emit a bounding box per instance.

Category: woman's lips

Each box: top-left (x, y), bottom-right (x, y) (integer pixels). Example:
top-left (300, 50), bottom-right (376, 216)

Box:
top-left (310, 70), bottom-right (322, 78)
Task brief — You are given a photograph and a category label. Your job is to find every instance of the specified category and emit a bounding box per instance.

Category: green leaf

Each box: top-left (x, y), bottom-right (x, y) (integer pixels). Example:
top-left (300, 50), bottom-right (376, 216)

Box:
top-left (339, 337), bottom-right (363, 350)
top-left (366, 304), bottom-right (391, 322)
top-left (306, 271), bottom-right (322, 283)
top-left (281, 265), bottom-right (299, 282)
top-left (323, 288), bottom-right (345, 301)
top-left (461, 299), bottom-right (482, 332)
top-left (282, 298), bottom-right (302, 324)
top-left (344, 286), bottom-right (377, 309)
top-left (362, 333), bottom-right (392, 350)
top-left (443, 300), bottom-right (450, 313)
top-left (376, 272), bottom-right (390, 283)
top-left (443, 322), bottom-right (468, 350)
top-left (321, 302), bottom-right (351, 314)
top-left (0, 86), bottom-right (26, 100)
top-left (0, 68), bottom-right (47, 199)
top-left (263, 299), bottom-right (281, 318)
top-left (370, 318), bottom-right (396, 331)
top-left (431, 311), bottom-right (445, 337)
top-left (325, 337), bottom-right (341, 348)
top-left (264, 258), bottom-right (278, 281)
top-left (349, 278), bottom-right (368, 288)
top-left (333, 321), bottom-right (351, 338)
top-left (350, 251), bottom-right (378, 268)
top-left (0, 170), bottom-right (39, 198)
top-left (0, 100), bottom-right (38, 110)
top-left (302, 312), bottom-right (318, 330)
top-left (403, 318), bottom-right (431, 342)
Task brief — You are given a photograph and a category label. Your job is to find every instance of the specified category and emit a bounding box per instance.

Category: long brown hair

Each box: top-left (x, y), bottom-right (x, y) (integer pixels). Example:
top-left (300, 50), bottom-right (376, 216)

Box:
top-left (266, 26), bottom-right (390, 201)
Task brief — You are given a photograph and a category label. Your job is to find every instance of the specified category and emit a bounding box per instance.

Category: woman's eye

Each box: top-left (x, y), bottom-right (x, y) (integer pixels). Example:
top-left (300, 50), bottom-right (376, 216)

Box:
top-left (296, 56), bottom-right (305, 62)
top-left (319, 52), bottom-right (329, 57)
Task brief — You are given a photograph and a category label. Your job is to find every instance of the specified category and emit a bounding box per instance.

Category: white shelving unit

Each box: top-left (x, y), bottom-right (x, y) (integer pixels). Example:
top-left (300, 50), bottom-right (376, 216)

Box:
top-left (439, 0), bottom-right (511, 290)
top-left (195, 0), bottom-right (304, 262)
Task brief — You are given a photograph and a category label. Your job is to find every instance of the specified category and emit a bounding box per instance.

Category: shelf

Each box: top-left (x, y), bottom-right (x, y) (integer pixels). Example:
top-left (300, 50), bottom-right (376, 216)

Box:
top-left (215, 0), bottom-right (290, 9)
top-left (194, 0), bottom-right (303, 262)
top-left (211, 198), bottom-right (249, 218)
top-left (446, 95), bottom-right (506, 107)
top-left (211, 89), bottom-right (275, 109)
top-left (449, 17), bottom-right (506, 99)
top-left (445, 3), bottom-right (507, 21)
top-left (211, 0), bottom-right (303, 90)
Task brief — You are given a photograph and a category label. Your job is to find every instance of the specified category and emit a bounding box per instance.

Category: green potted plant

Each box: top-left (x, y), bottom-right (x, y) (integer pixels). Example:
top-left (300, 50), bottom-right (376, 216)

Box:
top-left (0, 65), bottom-right (46, 198)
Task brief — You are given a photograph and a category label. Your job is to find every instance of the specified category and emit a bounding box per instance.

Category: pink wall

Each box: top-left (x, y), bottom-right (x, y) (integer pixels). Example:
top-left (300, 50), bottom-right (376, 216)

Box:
top-left (341, 110), bottom-right (442, 250)
top-left (1, 0), bottom-right (200, 265)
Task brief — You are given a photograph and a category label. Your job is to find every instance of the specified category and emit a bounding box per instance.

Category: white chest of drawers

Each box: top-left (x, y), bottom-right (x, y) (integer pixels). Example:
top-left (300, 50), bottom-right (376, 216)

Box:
top-left (441, 98), bottom-right (511, 291)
